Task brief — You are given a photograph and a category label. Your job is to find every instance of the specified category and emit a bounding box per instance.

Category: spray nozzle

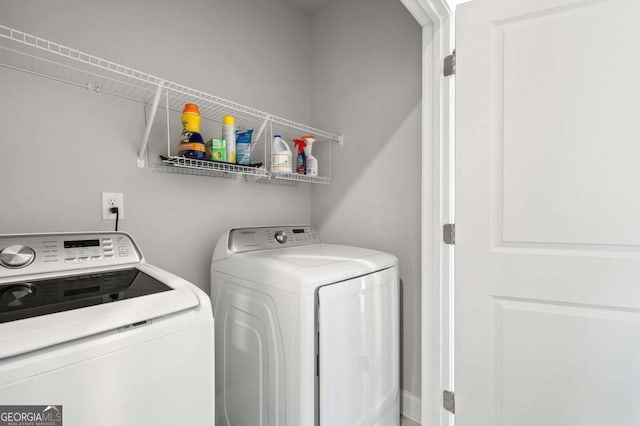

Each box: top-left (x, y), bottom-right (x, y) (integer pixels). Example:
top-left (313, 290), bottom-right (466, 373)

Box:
top-left (294, 138), bottom-right (307, 154)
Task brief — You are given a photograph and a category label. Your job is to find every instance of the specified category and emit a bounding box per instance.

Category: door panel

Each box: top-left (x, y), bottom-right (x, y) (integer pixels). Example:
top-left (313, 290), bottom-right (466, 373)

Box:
top-left (457, 0), bottom-right (640, 424)
top-left (497, 0), bottom-right (640, 246)
top-left (318, 268), bottom-right (399, 426)
top-left (496, 298), bottom-right (640, 426)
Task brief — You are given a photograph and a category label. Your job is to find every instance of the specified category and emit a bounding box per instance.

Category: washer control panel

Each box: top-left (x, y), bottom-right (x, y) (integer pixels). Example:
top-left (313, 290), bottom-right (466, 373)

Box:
top-left (229, 226), bottom-right (320, 253)
top-left (0, 233), bottom-right (141, 280)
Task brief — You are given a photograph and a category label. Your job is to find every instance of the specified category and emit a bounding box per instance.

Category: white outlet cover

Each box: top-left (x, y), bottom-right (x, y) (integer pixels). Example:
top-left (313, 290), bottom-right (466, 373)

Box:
top-left (101, 192), bottom-right (125, 220)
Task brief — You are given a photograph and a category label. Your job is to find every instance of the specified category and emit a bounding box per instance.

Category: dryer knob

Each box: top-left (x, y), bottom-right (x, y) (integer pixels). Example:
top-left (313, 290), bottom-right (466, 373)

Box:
top-left (274, 231), bottom-right (287, 244)
top-left (0, 245), bottom-right (36, 268)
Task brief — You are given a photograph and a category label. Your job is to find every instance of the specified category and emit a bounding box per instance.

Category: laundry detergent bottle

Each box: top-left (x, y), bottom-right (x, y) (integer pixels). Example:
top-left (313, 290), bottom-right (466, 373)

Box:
top-left (294, 138), bottom-right (307, 175)
top-left (301, 135), bottom-right (317, 176)
top-left (271, 135), bottom-right (292, 173)
top-left (178, 103), bottom-right (206, 160)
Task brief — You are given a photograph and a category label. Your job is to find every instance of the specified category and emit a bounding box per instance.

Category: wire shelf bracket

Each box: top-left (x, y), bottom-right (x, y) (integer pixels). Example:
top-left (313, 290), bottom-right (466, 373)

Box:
top-left (254, 116), bottom-right (271, 144)
top-left (138, 80), bottom-right (165, 168)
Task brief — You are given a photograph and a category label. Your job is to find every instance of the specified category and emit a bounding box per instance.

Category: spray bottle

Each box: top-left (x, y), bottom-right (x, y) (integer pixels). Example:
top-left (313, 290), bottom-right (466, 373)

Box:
top-left (294, 139), bottom-right (307, 175)
top-left (301, 135), bottom-right (317, 176)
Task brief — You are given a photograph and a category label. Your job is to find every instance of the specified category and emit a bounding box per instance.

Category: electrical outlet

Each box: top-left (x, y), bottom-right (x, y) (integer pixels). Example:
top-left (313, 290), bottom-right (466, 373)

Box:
top-left (101, 192), bottom-right (125, 220)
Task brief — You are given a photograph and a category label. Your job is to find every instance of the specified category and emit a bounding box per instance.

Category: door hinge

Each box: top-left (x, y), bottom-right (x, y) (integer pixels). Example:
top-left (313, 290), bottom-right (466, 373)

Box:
top-left (443, 224), bottom-right (455, 245)
top-left (444, 50), bottom-right (456, 77)
top-left (443, 390), bottom-right (455, 414)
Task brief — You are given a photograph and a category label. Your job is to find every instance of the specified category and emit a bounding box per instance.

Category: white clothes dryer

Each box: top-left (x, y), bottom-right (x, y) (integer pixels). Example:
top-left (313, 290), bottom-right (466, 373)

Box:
top-left (211, 225), bottom-right (399, 426)
top-left (0, 232), bottom-right (214, 426)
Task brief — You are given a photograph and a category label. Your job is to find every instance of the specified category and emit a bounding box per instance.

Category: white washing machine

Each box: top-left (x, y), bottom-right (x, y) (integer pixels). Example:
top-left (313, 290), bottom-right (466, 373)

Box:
top-left (211, 225), bottom-right (399, 426)
top-left (0, 232), bottom-right (214, 426)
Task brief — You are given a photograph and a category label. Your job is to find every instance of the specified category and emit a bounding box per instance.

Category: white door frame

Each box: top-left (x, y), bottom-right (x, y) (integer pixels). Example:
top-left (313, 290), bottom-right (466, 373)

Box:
top-left (400, 0), bottom-right (454, 425)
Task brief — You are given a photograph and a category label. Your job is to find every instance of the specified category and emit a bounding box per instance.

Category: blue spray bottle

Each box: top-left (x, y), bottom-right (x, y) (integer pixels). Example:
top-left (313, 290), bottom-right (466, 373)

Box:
top-left (294, 139), bottom-right (307, 175)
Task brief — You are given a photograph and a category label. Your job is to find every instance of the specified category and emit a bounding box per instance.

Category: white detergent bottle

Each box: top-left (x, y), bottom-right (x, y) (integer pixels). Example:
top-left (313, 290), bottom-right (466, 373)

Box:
top-left (301, 135), bottom-right (318, 176)
top-left (271, 135), bottom-right (292, 173)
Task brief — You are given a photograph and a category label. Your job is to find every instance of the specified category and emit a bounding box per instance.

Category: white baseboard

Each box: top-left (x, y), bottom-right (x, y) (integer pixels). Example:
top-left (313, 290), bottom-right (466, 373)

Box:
top-left (401, 389), bottom-right (421, 423)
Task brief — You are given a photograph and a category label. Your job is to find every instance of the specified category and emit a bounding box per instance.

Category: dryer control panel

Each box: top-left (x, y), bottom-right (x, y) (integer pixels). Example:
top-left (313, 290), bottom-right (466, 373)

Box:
top-left (228, 226), bottom-right (320, 253)
top-left (0, 232), bottom-right (142, 280)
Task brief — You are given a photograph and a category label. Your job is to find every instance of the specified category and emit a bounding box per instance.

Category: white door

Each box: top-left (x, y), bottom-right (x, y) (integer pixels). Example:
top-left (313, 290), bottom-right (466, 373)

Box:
top-left (318, 268), bottom-right (399, 426)
top-left (456, 0), bottom-right (640, 424)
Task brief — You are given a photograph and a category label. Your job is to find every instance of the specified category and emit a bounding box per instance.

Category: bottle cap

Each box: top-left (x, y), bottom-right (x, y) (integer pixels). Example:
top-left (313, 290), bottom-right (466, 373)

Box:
top-left (183, 103), bottom-right (200, 114)
top-left (223, 115), bottom-right (235, 126)
top-left (301, 135), bottom-right (316, 142)
top-left (274, 134), bottom-right (282, 138)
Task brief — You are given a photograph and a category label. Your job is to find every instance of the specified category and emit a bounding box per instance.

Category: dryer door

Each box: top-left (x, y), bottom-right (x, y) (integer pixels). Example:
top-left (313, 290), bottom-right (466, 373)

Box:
top-left (318, 267), bottom-right (399, 426)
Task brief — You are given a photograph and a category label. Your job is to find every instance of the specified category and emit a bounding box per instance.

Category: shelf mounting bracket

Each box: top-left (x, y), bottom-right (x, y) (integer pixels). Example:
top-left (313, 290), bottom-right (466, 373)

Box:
top-left (137, 80), bottom-right (166, 168)
top-left (254, 116), bottom-right (272, 144)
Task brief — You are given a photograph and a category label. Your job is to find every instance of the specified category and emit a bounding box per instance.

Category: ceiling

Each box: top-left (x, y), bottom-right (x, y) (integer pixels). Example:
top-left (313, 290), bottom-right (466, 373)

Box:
top-left (290, 0), bottom-right (330, 12)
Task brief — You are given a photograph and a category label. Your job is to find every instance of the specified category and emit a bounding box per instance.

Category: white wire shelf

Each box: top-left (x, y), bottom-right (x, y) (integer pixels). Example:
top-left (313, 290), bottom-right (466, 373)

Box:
top-left (158, 156), bottom-right (330, 184)
top-left (266, 173), bottom-right (331, 185)
top-left (0, 24), bottom-right (342, 180)
top-left (155, 165), bottom-right (299, 186)
top-left (159, 156), bottom-right (267, 177)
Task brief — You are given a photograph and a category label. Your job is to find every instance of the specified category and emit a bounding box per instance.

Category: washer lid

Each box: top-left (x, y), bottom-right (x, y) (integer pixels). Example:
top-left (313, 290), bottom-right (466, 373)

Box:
top-left (212, 243), bottom-right (398, 294)
top-left (0, 264), bottom-right (200, 359)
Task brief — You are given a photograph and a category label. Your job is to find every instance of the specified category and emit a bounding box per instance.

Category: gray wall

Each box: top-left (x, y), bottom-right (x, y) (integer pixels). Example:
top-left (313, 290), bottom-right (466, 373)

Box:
top-left (309, 0), bottom-right (423, 397)
top-left (0, 0), bottom-right (313, 290)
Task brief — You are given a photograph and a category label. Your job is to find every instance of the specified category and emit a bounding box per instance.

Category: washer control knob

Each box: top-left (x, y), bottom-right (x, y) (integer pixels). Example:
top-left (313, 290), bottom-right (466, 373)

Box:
top-left (1, 284), bottom-right (35, 308)
top-left (0, 245), bottom-right (36, 268)
top-left (274, 231), bottom-right (287, 244)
